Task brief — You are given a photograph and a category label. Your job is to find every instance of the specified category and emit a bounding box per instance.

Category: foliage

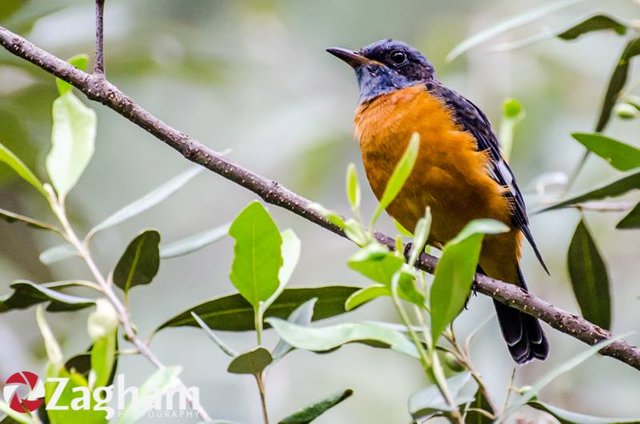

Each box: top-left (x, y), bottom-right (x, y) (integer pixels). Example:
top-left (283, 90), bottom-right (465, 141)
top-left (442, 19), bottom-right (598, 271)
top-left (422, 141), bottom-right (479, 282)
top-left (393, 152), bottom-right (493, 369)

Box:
top-left (0, 1), bottom-right (640, 423)
top-left (567, 219), bottom-right (611, 329)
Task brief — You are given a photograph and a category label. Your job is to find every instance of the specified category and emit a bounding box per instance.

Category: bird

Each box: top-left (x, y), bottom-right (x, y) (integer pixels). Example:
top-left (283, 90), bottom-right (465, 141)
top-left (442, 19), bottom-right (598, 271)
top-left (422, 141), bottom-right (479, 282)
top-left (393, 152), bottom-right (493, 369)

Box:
top-left (327, 39), bottom-right (548, 364)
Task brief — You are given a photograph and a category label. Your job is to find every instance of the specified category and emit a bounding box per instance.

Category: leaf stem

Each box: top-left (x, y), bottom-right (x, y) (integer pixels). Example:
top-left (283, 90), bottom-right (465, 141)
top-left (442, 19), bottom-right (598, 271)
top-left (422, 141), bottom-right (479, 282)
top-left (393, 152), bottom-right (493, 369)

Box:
top-left (255, 373), bottom-right (270, 424)
top-left (255, 307), bottom-right (264, 345)
top-left (444, 329), bottom-right (498, 417)
top-left (502, 367), bottom-right (517, 415)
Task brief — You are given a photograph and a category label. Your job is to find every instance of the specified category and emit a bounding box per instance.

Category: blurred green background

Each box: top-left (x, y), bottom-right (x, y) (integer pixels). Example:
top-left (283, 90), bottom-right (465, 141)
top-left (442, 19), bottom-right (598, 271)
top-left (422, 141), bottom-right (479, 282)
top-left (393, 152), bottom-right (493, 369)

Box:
top-left (1, 0), bottom-right (639, 422)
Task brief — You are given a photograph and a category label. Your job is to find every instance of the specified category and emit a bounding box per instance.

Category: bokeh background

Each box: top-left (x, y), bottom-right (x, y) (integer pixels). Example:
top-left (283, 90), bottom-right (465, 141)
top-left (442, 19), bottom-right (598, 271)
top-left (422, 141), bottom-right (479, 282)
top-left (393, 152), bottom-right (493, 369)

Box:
top-left (1, 0), bottom-right (639, 422)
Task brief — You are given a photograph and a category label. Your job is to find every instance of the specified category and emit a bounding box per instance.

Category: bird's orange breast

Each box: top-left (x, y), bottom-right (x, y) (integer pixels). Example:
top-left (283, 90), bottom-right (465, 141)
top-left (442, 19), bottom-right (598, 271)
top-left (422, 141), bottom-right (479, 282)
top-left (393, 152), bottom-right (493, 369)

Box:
top-left (354, 84), bottom-right (513, 248)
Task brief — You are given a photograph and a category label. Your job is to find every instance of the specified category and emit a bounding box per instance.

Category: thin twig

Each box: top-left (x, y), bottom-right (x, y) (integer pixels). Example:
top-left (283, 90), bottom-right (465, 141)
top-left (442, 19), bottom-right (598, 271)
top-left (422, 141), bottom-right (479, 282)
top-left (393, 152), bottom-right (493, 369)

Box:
top-left (49, 195), bottom-right (212, 422)
top-left (255, 373), bottom-right (270, 424)
top-left (94, 0), bottom-right (105, 75)
top-left (1, 25), bottom-right (639, 372)
top-left (444, 330), bottom-right (498, 416)
top-left (501, 368), bottom-right (517, 414)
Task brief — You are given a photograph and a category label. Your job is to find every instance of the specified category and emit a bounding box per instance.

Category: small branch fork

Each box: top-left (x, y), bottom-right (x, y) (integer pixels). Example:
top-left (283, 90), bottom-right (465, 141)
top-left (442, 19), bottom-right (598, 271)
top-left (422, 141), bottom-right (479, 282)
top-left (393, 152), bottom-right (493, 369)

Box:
top-left (52, 201), bottom-right (212, 421)
top-left (0, 26), bottom-right (639, 373)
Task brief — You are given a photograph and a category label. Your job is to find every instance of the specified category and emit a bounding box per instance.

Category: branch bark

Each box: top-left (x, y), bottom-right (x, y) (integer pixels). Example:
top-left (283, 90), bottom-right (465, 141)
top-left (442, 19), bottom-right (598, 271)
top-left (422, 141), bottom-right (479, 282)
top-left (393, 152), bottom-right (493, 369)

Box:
top-left (1, 25), bottom-right (638, 371)
top-left (94, 0), bottom-right (105, 75)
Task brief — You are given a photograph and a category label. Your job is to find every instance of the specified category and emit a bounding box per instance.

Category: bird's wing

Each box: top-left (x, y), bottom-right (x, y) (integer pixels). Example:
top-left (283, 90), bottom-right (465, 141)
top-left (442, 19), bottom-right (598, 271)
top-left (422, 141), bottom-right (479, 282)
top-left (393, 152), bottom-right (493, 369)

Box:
top-left (432, 83), bottom-right (548, 273)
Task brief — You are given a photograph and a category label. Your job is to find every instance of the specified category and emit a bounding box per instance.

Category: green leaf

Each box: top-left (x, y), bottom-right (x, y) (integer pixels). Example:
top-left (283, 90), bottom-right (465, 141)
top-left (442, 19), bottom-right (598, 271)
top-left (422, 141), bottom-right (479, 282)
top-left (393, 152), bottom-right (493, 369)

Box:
top-left (56, 54), bottom-right (89, 96)
top-left (44, 365), bottom-right (107, 424)
top-left (266, 318), bottom-right (419, 358)
top-left (279, 230), bottom-right (302, 288)
top-left (503, 98), bottom-right (526, 120)
top-left (343, 218), bottom-right (368, 245)
top-left (117, 367), bottom-right (182, 424)
top-left (345, 274), bottom-right (425, 311)
top-left (155, 286), bottom-right (361, 332)
top-left (191, 312), bottom-right (238, 357)
top-left (265, 228), bottom-right (302, 310)
top-left (47, 376), bottom-right (103, 424)
top-left (113, 230), bottom-right (161, 293)
top-left (558, 14), bottom-right (628, 40)
top-left (348, 243), bottom-right (404, 285)
top-left (446, 0), bottom-right (587, 61)
top-left (64, 353), bottom-right (92, 376)
top-left (499, 98), bottom-right (526, 161)
top-left (568, 219), bottom-right (611, 329)
top-left (464, 387), bottom-right (495, 423)
top-left (541, 171), bottom-right (640, 211)
top-left (615, 103), bottom-right (639, 120)
top-left (626, 95), bottom-right (640, 109)
top-left (393, 218), bottom-right (413, 237)
top-left (409, 372), bottom-right (478, 420)
top-left (571, 133), bottom-right (640, 171)
top-left (408, 208), bottom-right (431, 266)
top-left (65, 342), bottom-right (119, 388)
top-left (345, 163), bottom-right (361, 212)
top-left (345, 284), bottom-right (389, 311)
top-left (371, 132), bottom-right (420, 225)
top-left (227, 347), bottom-right (272, 375)
top-left (47, 92), bottom-right (96, 200)
top-left (430, 219), bottom-right (508, 343)
top-left (0, 207), bottom-right (60, 233)
top-left (596, 38), bottom-right (640, 132)
top-left (39, 243), bottom-right (78, 265)
top-left (228, 201), bottom-right (283, 309)
top-left (279, 389), bottom-right (353, 424)
top-left (87, 167), bottom-right (202, 238)
top-left (272, 298), bottom-right (317, 360)
top-left (528, 400), bottom-right (640, 424)
top-left (160, 223), bottom-right (230, 259)
top-left (325, 211), bottom-right (346, 229)
top-left (309, 203), bottom-right (346, 229)
top-left (502, 334), bottom-right (628, 419)
top-left (0, 140), bottom-right (46, 197)
top-left (395, 269), bottom-right (426, 307)
top-left (490, 13), bottom-right (629, 52)
top-left (90, 327), bottom-right (117, 389)
top-left (616, 202), bottom-right (640, 229)
top-left (0, 281), bottom-right (95, 313)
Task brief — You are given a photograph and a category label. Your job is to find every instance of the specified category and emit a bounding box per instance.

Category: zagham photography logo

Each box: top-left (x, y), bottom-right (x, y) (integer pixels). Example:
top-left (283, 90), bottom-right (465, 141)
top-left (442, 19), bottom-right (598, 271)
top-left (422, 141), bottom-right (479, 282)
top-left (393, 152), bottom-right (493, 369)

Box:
top-left (2, 370), bottom-right (199, 419)
top-left (3, 371), bottom-right (45, 413)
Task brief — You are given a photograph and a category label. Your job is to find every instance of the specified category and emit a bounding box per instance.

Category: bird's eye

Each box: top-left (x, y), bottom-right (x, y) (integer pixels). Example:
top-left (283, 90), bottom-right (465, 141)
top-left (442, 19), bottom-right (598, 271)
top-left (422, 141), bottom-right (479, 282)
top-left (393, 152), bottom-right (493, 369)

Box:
top-left (389, 50), bottom-right (407, 65)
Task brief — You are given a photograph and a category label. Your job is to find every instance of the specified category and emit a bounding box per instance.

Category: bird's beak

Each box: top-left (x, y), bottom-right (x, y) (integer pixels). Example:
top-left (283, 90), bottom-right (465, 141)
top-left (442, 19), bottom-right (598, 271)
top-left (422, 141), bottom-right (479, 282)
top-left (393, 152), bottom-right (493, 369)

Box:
top-left (326, 47), bottom-right (374, 68)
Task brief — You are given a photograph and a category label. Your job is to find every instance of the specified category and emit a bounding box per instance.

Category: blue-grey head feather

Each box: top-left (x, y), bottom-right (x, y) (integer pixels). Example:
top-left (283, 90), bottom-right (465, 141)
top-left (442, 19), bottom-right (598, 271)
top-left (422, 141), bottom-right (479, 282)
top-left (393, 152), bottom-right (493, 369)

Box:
top-left (355, 39), bottom-right (435, 102)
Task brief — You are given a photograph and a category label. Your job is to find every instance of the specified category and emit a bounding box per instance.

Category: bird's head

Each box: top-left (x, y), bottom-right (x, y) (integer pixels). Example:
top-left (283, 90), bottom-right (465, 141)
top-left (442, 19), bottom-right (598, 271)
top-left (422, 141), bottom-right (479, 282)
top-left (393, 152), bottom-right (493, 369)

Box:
top-left (327, 39), bottom-right (435, 102)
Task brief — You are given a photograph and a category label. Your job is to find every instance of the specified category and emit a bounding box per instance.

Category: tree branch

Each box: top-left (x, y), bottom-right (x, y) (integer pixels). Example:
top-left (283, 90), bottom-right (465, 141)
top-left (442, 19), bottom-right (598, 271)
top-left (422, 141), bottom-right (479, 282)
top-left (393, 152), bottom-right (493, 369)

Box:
top-left (94, 0), bottom-right (105, 74)
top-left (1, 25), bottom-right (638, 371)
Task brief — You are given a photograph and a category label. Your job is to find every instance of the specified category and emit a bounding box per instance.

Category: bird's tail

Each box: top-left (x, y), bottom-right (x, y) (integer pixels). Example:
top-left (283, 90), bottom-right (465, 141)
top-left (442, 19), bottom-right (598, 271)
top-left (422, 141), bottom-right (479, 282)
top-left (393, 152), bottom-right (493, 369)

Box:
top-left (493, 267), bottom-right (549, 364)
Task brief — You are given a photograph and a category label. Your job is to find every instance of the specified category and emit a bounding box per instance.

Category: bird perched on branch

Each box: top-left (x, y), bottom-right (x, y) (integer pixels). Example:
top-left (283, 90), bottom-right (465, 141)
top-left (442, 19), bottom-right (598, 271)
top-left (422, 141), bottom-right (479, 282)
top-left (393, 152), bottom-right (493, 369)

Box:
top-left (327, 39), bottom-right (548, 364)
